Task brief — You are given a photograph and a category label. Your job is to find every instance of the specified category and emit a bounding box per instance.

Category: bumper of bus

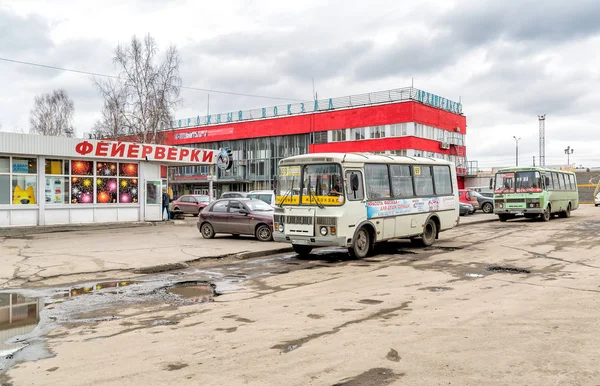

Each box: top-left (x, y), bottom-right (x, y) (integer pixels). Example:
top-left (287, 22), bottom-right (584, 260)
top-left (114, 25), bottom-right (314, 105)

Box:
top-left (273, 232), bottom-right (348, 247)
top-left (495, 208), bottom-right (544, 214)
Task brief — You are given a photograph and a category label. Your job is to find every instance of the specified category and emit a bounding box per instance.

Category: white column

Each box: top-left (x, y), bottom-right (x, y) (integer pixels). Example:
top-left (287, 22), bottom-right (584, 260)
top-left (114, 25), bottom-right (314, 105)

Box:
top-left (38, 156), bottom-right (45, 226)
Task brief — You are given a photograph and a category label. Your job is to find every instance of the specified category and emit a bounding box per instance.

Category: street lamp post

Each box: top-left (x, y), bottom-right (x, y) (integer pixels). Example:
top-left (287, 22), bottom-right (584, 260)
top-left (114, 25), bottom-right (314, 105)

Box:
top-left (513, 136), bottom-right (521, 166)
top-left (564, 146), bottom-right (574, 165)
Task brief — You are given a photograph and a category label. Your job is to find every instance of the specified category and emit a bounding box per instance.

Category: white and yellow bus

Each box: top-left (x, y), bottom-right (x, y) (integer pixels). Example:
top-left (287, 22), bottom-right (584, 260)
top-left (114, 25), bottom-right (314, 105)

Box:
top-left (273, 153), bottom-right (459, 258)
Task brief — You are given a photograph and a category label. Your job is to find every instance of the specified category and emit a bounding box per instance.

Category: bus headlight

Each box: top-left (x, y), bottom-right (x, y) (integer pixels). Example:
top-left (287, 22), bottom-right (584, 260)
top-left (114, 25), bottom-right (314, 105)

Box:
top-left (278, 223), bottom-right (284, 232)
top-left (320, 226), bottom-right (328, 236)
top-left (499, 203), bottom-right (504, 209)
top-left (529, 203), bottom-right (534, 208)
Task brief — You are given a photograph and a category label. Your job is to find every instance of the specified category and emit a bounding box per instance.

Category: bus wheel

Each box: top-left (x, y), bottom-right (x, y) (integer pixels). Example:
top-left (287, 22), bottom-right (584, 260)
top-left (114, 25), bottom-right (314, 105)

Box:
top-left (541, 206), bottom-right (551, 222)
top-left (292, 245), bottom-right (313, 257)
top-left (420, 218), bottom-right (437, 247)
top-left (559, 204), bottom-right (571, 219)
top-left (498, 214), bottom-right (509, 222)
top-left (349, 227), bottom-right (371, 258)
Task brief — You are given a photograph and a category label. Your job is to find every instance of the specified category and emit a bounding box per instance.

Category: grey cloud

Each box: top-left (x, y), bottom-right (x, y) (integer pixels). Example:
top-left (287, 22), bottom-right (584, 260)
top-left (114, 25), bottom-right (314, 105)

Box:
top-left (0, 9), bottom-right (53, 55)
top-left (442, 0), bottom-right (600, 46)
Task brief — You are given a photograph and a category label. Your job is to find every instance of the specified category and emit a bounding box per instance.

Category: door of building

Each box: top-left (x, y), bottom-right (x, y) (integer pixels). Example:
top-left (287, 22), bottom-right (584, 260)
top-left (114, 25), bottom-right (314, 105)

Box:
top-left (145, 180), bottom-right (162, 221)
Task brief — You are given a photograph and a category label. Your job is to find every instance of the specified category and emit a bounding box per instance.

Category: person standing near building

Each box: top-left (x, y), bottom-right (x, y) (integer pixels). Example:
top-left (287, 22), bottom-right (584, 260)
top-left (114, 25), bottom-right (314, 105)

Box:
top-left (162, 187), bottom-right (171, 221)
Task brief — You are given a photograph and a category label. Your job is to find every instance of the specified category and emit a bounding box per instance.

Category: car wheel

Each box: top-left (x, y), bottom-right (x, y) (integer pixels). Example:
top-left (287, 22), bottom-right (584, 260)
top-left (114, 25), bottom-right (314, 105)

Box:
top-left (349, 227), bottom-right (372, 258)
top-left (200, 222), bottom-right (215, 239)
top-left (293, 245), bottom-right (313, 257)
top-left (482, 202), bottom-right (493, 214)
top-left (255, 224), bottom-right (272, 242)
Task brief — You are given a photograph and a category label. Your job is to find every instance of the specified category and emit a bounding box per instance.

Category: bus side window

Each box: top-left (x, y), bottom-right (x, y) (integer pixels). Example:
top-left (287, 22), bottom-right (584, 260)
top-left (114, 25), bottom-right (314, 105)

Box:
top-left (345, 171), bottom-right (364, 201)
top-left (569, 175), bottom-right (576, 190)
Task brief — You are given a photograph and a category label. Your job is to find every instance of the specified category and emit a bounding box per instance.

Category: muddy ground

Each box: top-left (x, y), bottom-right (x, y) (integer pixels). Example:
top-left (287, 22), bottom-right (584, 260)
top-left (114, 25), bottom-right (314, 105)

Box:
top-left (2, 206), bottom-right (600, 385)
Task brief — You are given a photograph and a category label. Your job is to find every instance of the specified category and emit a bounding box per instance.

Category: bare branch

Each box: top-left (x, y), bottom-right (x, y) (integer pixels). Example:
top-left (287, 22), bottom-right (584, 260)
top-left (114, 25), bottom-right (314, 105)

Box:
top-left (29, 89), bottom-right (75, 137)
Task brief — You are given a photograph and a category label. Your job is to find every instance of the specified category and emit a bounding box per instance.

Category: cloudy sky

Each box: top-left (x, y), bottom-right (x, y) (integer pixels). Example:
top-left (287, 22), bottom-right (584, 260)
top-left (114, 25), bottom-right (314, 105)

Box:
top-left (1, 0), bottom-right (599, 169)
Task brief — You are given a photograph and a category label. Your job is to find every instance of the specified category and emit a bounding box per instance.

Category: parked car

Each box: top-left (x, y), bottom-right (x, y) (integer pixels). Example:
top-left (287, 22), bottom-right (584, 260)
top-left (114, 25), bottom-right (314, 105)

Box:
top-left (198, 198), bottom-right (274, 241)
top-left (595, 192), bottom-right (600, 207)
top-left (220, 191), bottom-right (248, 199)
top-left (473, 191), bottom-right (494, 213)
top-left (247, 190), bottom-right (277, 207)
top-left (171, 194), bottom-right (211, 216)
top-left (459, 202), bottom-right (474, 216)
top-left (458, 189), bottom-right (479, 212)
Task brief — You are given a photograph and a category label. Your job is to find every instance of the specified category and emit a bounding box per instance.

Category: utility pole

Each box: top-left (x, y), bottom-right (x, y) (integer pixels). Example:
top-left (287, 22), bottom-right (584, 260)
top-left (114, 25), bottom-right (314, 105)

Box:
top-left (533, 156), bottom-right (536, 167)
top-left (513, 136), bottom-right (521, 166)
top-left (564, 146), bottom-right (574, 165)
top-left (538, 114), bottom-right (546, 166)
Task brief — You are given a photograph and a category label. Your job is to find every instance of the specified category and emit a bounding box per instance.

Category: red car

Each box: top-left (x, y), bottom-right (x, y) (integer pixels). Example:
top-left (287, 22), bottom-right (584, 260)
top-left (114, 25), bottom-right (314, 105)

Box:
top-left (197, 198), bottom-right (274, 241)
top-left (458, 189), bottom-right (479, 213)
top-left (172, 194), bottom-right (211, 216)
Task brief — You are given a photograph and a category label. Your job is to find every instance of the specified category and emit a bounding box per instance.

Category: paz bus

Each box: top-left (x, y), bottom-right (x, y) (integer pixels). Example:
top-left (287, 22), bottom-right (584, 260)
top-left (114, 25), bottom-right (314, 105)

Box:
top-left (492, 166), bottom-right (579, 222)
top-left (272, 153), bottom-right (459, 258)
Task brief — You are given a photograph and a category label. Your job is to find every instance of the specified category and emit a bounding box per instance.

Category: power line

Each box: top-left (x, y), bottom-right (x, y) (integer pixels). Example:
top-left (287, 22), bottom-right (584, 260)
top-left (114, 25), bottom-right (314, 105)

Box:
top-left (0, 56), bottom-right (304, 102)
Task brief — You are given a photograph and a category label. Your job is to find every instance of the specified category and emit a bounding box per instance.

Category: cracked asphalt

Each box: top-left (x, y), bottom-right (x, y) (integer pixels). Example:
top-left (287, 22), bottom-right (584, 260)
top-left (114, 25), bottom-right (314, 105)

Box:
top-left (2, 206), bottom-right (600, 385)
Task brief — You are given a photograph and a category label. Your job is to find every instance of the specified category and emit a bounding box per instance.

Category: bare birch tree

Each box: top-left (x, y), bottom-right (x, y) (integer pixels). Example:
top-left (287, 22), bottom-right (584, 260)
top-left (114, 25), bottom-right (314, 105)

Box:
top-left (29, 89), bottom-right (75, 137)
top-left (94, 34), bottom-right (182, 143)
top-left (92, 79), bottom-right (128, 138)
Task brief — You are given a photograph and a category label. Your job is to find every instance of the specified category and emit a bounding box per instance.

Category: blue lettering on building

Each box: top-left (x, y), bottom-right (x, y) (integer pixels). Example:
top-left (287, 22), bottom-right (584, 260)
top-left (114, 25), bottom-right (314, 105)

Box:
top-left (238, 110), bottom-right (243, 120)
top-left (262, 108), bottom-right (266, 118)
top-left (196, 116), bottom-right (201, 125)
top-left (328, 98), bottom-right (333, 109)
top-left (301, 103), bottom-right (305, 113)
top-left (217, 114), bottom-right (221, 123)
top-left (273, 106), bottom-right (278, 116)
top-left (314, 99), bottom-right (319, 111)
top-left (207, 115), bottom-right (211, 124)
top-left (178, 120), bottom-right (182, 128)
top-left (227, 112), bottom-right (233, 122)
top-left (287, 104), bottom-right (292, 115)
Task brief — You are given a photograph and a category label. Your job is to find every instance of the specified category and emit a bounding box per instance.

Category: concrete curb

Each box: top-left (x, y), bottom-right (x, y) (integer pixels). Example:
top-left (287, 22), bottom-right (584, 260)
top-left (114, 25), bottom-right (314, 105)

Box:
top-left (0, 220), bottom-right (174, 238)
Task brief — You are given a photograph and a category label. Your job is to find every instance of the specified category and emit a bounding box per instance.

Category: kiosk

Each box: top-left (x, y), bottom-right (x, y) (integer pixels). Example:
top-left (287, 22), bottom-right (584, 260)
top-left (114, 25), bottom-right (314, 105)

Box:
top-left (0, 132), bottom-right (230, 227)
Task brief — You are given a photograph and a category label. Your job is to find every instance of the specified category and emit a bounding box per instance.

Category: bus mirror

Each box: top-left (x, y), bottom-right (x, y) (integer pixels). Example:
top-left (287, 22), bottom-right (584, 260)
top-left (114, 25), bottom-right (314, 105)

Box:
top-left (351, 174), bottom-right (360, 191)
top-left (489, 178), bottom-right (493, 190)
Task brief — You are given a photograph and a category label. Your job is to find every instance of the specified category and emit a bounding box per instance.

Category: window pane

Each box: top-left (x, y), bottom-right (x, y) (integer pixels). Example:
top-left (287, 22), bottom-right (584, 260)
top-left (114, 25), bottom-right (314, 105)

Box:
top-left (12, 176), bottom-right (37, 205)
top-left (365, 164), bottom-right (390, 199)
top-left (228, 201), bottom-right (243, 212)
top-left (97, 178), bottom-right (118, 203)
top-left (0, 157), bottom-right (9, 173)
top-left (570, 175), bottom-right (576, 190)
top-left (433, 166), bottom-right (452, 195)
top-left (71, 177), bottom-right (94, 203)
top-left (97, 162), bottom-right (117, 177)
top-left (345, 171), bottom-right (364, 201)
top-left (146, 182), bottom-right (158, 205)
top-left (0, 175), bottom-right (10, 204)
top-left (12, 158), bottom-right (37, 174)
top-left (45, 159), bottom-right (69, 175)
top-left (71, 160), bottom-right (93, 176)
top-left (119, 178), bottom-right (138, 203)
top-left (561, 174), bottom-right (568, 190)
top-left (414, 166), bottom-right (434, 196)
top-left (119, 163), bottom-right (139, 177)
top-left (259, 194), bottom-right (272, 204)
top-left (45, 176), bottom-right (69, 204)
top-left (211, 201), bottom-right (228, 212)
top-left (390, 165), bottom-right (414, 197)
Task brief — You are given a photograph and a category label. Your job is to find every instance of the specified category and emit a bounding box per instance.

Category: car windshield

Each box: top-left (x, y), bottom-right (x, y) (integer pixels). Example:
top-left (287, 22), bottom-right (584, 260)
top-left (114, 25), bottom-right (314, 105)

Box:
top-left (246, 200), bottom-right (273, 212)
top-left (194, 196), bottom-right (210, 202)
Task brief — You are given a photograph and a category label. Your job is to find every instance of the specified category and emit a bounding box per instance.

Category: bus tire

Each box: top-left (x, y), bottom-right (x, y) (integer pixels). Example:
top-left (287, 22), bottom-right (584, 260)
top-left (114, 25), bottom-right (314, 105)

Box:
top-left (559, 203), bottom-right (571, 218)
top-left (292, 245), bottom-right (313, 257)
top-left (498, 214), bottom-right (509, 222)
top-left (349, 227), bottom-right (372, 259)
top-left (542, 205), bottom-right (551, 222)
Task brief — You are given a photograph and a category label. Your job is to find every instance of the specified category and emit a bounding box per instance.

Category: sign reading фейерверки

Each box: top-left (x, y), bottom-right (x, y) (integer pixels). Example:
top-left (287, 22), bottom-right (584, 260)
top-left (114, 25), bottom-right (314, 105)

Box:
top-left (166, 87), bottom-right (463, 131)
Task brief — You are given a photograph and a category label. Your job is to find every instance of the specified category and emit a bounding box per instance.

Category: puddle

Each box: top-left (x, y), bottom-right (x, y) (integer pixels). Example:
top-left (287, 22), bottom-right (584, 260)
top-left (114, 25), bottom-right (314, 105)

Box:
top-left (486, 266), bottom-right (531, 274)
top-left (333, 368), bottom-right (404, 386)
top-left (166, 281), bottom-right (216, 303)
top-left (465, 273), bottom-right (485, 278)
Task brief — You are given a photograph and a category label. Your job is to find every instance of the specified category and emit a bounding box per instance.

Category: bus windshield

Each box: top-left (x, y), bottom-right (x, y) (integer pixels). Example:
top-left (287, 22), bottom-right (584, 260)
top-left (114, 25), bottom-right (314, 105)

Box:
top-left (277, 163), bottom-right (343, 206)
top-left (495, 171), bottom-right (542, 194)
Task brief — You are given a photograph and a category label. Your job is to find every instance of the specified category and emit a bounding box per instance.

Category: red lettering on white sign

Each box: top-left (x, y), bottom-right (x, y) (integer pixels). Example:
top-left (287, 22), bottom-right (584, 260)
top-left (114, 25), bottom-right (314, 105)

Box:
top-left (167, 147), bottom-right (177, 161)
top-left (127, 144), bottom-right (140, 158)
top-left (95, 142), bottom-right (109, 156)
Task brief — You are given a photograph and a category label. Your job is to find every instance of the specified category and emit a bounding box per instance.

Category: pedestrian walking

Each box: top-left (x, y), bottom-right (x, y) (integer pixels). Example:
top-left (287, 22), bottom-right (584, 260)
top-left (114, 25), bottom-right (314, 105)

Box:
top-left (162, 188), bottom-right (171, 221)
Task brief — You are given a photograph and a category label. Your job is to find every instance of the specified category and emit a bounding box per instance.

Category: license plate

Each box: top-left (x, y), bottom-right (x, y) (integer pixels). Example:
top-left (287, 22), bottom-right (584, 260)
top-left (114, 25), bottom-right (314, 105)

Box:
top-left (292, 239), bottom-right (309, 245)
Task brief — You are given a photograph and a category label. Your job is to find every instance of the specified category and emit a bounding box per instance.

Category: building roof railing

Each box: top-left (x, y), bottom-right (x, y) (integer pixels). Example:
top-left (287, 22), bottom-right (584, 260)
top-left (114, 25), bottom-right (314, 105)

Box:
top-left (161, 86), bottom-right (463, 132)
